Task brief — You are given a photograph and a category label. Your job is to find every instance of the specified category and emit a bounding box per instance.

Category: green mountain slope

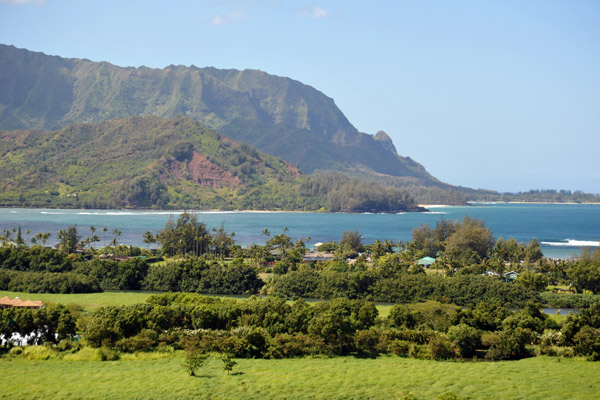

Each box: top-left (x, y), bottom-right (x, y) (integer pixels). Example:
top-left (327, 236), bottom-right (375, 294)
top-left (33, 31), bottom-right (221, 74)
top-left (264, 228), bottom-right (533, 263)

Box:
top-left (0, 116), bottom-right (423, 212)
top-left (0, 116), bottom-right (305, 209)
top-left (0, 44), bottom-right (441, 186)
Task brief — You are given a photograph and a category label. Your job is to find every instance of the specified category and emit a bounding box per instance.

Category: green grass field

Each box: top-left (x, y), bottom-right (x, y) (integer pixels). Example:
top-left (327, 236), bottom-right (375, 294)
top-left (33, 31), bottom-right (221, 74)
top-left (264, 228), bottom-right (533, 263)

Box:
top-left (0, 290), bottom-right (154, 310)
top-left (1, 354), bottom-right (598, 399)
top-left (0, 290), bottom-right (399, 316)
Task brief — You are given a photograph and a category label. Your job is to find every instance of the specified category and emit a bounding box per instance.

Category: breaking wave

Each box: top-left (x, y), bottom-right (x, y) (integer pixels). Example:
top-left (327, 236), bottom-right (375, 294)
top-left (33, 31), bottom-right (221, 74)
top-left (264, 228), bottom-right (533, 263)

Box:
top-left (541, 239), bottom-right (600, 247)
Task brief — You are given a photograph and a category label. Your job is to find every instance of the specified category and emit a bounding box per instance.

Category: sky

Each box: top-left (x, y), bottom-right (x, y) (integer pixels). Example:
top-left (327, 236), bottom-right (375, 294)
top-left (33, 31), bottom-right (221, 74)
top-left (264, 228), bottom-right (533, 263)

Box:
top-left (1, 0), bottom-right (599, 194)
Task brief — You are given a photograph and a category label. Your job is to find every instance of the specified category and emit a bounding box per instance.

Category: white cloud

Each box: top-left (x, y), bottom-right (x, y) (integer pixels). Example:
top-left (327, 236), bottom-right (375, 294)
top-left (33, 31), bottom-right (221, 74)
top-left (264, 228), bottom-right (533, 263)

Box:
top-left (311, 6), bottom-right (328, 19)
top-left (208, 9), bottom-right (244, 25)
top-left (0, 0), bottom-right (45, 4)
top-left (297, 6), bottom-right (329, 20)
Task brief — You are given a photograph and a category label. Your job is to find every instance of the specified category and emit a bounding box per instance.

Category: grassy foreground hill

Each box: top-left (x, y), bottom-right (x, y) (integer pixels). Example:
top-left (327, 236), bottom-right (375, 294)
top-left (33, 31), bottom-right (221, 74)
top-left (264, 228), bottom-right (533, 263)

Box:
top-left (0, 116), bottom-right (421, 212)
top-left (1, 355), bottom-right (598, 400)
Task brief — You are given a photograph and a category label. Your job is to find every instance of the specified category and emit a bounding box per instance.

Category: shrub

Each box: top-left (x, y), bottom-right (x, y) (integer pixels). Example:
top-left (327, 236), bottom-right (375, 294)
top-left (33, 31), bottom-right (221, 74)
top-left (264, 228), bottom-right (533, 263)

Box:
top-left (408, 343), bottom-right (431, 359)
top-left (63, 347), bottom-right (103, 361)
top-left (354, 329), bottom-right (382, 355)
top-left (98, 346), bottom-right (120, 361)
top-left (389, 340), bottom-right (411, 357)
top-left (115, 329), bottom-right (158, 353)
top-left (448, 324), bottom-right (481, 358)
top-left (480, 332), bottom-right (500, 348)
top-left (486, 328), bottom-right (534, 360)
top-left (429, 335), bottom-right (455, 360)
top-left (573, 326), bottom-right (600, 357)
top-left (266, 333), bottom-right (330, 358)
top-left (56, 339), bottom-right (81, 353)
top-left (23, 345), bottom-right (57, 360)
top-left (9, 346), bottom-right (23, 356)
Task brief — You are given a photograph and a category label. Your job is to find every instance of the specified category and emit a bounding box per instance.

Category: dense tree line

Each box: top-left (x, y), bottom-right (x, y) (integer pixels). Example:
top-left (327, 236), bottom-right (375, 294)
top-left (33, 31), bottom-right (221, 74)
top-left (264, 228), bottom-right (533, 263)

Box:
top-left (0, 270), bottom-right (101, 293)
top-left (74, 294), bottom-right (600, 361)
top-left (0, 246), bottom-right (73, 273)
top-left (299, 174), bottom-right (421, 213)
top-left (0, 252), bottom-right (262, 295)
top-left (142, 258), bottom-right (262, 295)
top-left (73, 259), bottom-right (149, 291)
top-left (266, 269), bottom-right (537, 307)
top-left (472, 189), bottom-right (600, 204)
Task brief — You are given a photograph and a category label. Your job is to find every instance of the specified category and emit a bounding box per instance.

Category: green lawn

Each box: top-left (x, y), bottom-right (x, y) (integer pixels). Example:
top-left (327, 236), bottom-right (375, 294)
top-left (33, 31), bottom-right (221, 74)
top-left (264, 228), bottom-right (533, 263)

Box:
top-left (0, 354), bottom-right (597, 399)
top-left (0, 291), bottom-right (398, 316)
top-left (0, 290), bottom-right (154, 311)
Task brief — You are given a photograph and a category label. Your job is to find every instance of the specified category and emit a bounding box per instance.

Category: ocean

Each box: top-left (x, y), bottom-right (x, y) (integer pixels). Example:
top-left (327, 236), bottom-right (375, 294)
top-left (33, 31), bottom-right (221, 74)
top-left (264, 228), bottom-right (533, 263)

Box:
top-left (0, 203), bottom-right (598, 259)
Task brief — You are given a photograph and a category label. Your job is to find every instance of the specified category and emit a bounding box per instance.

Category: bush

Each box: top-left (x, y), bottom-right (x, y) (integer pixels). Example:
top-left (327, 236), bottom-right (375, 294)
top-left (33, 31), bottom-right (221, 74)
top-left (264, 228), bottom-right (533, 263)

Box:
top-left (573, 326), bottom-right (600, 357)
top-left (448, 324), bottom-right (481, 358)
top-left (63, 347), bottom-right (104, 361)
top-left (408, 343), bottom-right (431, 359)
top-left (98, 346), bottom-right (120, 361)
top-left (115, 330), bottom-right (158, 353)
top-left (486, 328), bottom-right (534, 360)
top-left (266, 333), bottom-right (330, 358)
top-left (8, 346), bottom-right (23, 356)
top-left (389, 340), bottom-right (411, 357)
top-left (354, 329), bottom-right (382, 355)
top-left (428, 335), bottom-right (455, 360)
top-left (23, 345), bottom-right (57, 360)
top-left (56, 339), bottom-right (81, 353)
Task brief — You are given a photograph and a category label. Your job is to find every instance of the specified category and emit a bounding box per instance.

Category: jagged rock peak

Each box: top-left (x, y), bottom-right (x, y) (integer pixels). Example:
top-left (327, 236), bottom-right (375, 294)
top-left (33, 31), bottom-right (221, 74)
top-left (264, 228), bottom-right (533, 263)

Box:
top-left (374, 130), bottom-right (397, 155)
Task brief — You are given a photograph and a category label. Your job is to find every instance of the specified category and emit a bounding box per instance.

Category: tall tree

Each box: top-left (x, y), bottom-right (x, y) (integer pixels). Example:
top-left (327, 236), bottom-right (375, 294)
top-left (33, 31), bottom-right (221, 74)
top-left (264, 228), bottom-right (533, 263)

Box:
top-left (340, 230), bottom-right (364, 253)
top-left (157, 212), bottom-right (210, 256)
top-left (57, 226), bottom-right (80, 253)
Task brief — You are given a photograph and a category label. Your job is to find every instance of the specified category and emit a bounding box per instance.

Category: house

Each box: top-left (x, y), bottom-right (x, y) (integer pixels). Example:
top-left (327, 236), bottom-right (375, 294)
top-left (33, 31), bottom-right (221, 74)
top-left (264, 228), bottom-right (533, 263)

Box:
top-left (417, 257), bottom-right (436, 267)
top-left (303, 251), bottom-right (335, 263)
top-left (0, 296), bottom-right (44, 310)
top-left (504, 271), bottom-right (519, 281)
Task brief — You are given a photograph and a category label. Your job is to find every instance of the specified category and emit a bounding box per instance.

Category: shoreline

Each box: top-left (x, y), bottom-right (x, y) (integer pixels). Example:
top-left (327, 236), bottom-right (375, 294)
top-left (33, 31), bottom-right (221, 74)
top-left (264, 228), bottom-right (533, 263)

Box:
top-left (469, 201), bottom-right (600, 205)
top-left (0, 206), bottom-right (429, 214)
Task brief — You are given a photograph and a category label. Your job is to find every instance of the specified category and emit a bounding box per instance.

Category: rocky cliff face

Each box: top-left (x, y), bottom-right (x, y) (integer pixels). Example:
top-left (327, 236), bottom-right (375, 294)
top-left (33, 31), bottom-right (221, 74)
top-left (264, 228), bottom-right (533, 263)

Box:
top-left (0, 44), bottom-right (441, 186)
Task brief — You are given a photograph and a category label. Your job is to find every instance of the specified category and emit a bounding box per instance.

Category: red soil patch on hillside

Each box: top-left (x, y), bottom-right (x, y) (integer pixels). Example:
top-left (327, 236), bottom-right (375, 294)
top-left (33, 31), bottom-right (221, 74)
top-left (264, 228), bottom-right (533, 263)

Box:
top-left (164, 152), bottom-right (241, 189)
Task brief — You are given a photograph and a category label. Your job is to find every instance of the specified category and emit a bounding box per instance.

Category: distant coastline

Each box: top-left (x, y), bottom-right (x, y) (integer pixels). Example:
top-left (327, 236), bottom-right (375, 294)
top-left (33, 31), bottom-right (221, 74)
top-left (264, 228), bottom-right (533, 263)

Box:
top-left (470, 201), bottom-right (600, 205)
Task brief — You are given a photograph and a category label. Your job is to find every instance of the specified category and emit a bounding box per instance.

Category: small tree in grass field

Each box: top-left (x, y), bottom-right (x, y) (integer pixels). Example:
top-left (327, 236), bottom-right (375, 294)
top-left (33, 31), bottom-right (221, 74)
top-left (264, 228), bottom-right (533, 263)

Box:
top-left (183, 349), bottom-right (208, 377)
top-left (222, 354), bottom-right (237, 375)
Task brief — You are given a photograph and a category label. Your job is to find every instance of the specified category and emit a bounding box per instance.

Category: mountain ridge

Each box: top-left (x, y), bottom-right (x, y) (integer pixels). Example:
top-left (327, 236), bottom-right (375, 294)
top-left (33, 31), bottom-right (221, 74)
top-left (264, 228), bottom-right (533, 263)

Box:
top-left (0, 44), bottom-right (444, 187)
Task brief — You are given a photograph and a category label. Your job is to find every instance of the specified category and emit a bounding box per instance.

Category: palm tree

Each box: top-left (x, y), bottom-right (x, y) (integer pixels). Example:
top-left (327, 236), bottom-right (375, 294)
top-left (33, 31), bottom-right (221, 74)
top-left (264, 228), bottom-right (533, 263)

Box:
top-left (40, 232), bottom-right (51, 246)
top-left (112, 229), bottom-right (122, 247)
top-left (383, 239), bottom-right (395, 254)
top-left (2, 229), bottom-right (12, 243)
top-left (88, 226), bottom-right (100, 250)
top-left (15, 227), bottom-right (25, 246)
top-left (143, 231), bottom-right (157, 250)
top-left (262, 228), bottom-right (271, 244)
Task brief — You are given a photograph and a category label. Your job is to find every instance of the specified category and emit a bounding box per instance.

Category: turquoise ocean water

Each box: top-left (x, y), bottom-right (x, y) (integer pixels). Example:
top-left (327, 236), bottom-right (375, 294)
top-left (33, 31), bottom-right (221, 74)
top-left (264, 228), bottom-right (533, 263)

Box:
top-left (0, 203), bottom-right (598, 259)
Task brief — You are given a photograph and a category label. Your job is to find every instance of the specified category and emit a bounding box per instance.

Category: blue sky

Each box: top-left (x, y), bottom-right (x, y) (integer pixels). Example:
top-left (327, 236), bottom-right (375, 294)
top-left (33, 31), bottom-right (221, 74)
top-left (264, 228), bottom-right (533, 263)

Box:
top-left (1, 0), bottom-right (599, 193)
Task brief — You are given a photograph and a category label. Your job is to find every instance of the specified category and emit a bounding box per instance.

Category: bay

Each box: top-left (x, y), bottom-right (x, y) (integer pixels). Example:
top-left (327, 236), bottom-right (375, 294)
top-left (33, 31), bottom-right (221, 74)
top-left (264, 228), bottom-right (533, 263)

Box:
top-left (0, 203), bottom-right (598, 259)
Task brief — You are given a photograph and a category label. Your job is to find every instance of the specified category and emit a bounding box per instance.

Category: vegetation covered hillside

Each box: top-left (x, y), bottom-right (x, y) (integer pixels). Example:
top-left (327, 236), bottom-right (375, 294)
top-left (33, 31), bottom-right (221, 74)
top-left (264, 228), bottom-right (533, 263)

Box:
top-left (0, 116), bottom-right (303, 209)
top-left (0, 116), bottom-right (421, 212)
top-left (0, 44), bottom-right (443, 187)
